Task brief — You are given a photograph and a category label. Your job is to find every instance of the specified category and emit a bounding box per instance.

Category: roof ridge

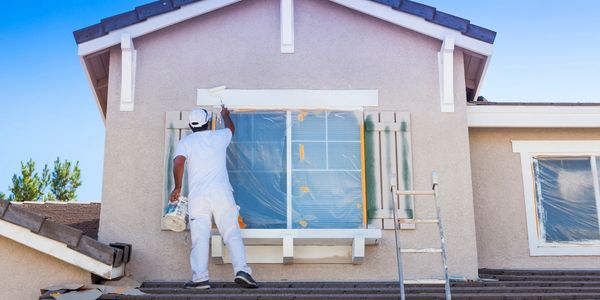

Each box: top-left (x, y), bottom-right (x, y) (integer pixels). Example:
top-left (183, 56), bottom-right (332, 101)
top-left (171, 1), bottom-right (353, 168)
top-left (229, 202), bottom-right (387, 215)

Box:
top-left (73, 0), bottom-right (496, 44)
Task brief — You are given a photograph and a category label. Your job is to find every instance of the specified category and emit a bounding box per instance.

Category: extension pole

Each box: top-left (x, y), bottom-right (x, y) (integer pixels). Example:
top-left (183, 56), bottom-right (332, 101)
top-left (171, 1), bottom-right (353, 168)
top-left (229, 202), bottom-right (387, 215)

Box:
top-left (390, 176), bottom-right (405, 300)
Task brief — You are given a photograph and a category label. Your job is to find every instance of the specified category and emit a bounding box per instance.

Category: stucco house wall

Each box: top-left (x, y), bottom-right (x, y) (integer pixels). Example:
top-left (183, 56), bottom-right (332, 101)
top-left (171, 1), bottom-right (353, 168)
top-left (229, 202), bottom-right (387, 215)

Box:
top-left (469, 127), bottom-right (600, 269)
top-left (99, 0), bottom-right (479, 281)
top-left (0, 236), bottom-right (90, 300)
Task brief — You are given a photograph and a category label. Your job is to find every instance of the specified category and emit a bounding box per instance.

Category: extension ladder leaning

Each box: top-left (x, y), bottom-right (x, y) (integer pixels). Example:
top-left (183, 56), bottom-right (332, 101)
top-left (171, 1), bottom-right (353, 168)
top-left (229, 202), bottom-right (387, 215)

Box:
top-left (389, 171), bottom-right (451, 300)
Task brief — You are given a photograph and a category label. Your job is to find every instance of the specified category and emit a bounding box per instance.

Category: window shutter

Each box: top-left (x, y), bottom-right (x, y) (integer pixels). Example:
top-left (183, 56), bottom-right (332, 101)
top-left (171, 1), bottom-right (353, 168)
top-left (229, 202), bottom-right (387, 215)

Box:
top-left (364, 111), bottom-right (414, 230)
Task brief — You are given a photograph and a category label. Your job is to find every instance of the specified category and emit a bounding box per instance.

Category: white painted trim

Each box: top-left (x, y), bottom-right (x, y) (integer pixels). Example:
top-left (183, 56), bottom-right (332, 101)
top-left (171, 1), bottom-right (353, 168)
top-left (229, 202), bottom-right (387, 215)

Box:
top-left (211, 229), bottom-right (380, 263)
top-left (512, 140), bottom-right (600, 154)
top-left (286, 111), bottom-right (292, 229)
top-left (328, 0), bottom-right (493, 56)
top-left (197, 89), bottom-right (378, 109)
top-left (80, 56), bottom-right (106, 123)
top-left (473, 55), bottom-right (491, 102)
top-left (77, 0), bottom-right (242, 56)
top-left (0, 219), bottom-right (124, 279)
top-left (438, 36), bottom-right (455, 113)
top-left (120, 34), bottom-right (136, 111)
top-left (512, 140), bottom-right (600, 256)
top-left (280, 0), bottom-right (294, 53)
top-left (468, 105), bottom-right (600, 128)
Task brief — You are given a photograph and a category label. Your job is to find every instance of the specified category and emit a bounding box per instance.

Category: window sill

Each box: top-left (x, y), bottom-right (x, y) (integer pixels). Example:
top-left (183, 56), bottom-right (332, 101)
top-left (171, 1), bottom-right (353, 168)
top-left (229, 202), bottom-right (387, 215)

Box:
top-left (211, 228), bottom-right (381, 264)
top-left (530, 243), bottom-right (600, 256)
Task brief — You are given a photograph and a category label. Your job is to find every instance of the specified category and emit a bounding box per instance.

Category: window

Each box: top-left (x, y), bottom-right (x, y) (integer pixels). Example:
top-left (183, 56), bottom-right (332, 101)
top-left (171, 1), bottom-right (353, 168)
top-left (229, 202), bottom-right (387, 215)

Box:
top-left (222, 110), bottom-right (365, 229)
top-left (513, 141), bottom-right (600, 256)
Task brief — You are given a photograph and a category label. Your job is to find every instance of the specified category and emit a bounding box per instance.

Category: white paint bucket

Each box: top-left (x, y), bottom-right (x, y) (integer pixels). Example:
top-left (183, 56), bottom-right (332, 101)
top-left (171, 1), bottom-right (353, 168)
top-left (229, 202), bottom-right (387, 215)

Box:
top-left (162, 196), bottom-right (188, 232)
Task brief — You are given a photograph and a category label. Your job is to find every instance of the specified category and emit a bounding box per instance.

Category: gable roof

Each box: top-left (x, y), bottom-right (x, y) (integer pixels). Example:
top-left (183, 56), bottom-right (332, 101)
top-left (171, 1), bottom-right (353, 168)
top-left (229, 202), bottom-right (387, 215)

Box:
top-left (73, 0), bottom-right (495, 45)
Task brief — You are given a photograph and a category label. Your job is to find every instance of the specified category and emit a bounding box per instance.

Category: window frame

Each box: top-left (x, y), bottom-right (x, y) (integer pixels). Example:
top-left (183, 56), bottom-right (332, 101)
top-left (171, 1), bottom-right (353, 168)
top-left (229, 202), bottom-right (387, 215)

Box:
top-left (512, 140), bottom-right (600, 256)
top-left (218, 109), bottom-right (366, 229)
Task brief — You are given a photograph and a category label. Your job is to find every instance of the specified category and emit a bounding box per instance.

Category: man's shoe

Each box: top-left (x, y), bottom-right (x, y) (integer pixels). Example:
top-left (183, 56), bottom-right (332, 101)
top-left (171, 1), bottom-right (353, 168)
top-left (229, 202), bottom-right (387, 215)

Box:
top-left (184, 280), bottom-right (210, 289)
top-left (234, 271), bottom-right (258, 288)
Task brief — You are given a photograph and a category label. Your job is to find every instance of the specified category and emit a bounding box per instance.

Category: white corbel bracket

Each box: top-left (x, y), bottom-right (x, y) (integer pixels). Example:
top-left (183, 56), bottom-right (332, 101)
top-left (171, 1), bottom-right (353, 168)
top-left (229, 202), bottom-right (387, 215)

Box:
top-left (280, 0), bottom-right (294, 53)
top-left (120, 34), bottom-right (136, 111)
top-left (438, 36), bottom-right (455, 113)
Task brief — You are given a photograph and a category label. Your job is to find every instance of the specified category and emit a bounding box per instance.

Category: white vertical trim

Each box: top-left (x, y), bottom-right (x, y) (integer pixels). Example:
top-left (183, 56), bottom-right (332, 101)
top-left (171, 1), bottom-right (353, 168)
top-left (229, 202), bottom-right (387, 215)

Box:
top-left (286, 111), bottom-right (293, 229)
top-left (280, 0), bottom-right (294, 53)
top-left (591, 157), bottom-right (600, 236)
top-left (283, 235), bottom-right (294, 264)
top-left (120, 33), bottom-right (136, 111)
top-left (325, 112), bottom-right (329, 169)
top-left (439, 36), bottom-right (455, 113)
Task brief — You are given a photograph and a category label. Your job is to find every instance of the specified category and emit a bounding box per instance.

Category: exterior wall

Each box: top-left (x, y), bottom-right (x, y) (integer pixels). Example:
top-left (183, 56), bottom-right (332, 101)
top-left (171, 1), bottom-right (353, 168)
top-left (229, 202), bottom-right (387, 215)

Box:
top-left (0, 236), bottom-right (90, 300)
top-left (469, 127), bottom-right (600, 269)
top-left (100, 0), bottom-right (478, 281)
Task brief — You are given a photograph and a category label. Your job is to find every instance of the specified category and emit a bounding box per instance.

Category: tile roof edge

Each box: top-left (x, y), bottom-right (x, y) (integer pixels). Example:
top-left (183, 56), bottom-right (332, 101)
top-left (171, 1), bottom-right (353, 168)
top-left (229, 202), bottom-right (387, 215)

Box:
top-left (73, 0), bottom-right (496, 45)
top-left (0, 199), bottom-right (122, 268)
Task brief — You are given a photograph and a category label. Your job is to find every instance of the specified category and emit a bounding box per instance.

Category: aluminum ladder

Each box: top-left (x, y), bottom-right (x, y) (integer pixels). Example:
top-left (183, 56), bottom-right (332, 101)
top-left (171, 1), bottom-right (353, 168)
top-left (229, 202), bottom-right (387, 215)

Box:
top-left (389, 171), bottom-right (451, 300)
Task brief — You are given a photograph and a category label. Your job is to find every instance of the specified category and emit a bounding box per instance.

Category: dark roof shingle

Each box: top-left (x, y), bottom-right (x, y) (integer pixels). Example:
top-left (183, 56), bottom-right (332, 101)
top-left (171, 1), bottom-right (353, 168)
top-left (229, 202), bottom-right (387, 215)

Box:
top-left (73, 0), bottom-right (496, 45)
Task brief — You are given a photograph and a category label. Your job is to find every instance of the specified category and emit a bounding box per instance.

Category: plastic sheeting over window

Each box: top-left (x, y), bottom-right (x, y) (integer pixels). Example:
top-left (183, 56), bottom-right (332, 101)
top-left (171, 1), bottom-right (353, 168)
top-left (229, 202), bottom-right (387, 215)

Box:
top-left (221, 110), bottom-right (364, 229)
top-left (533, 157), bottom-right (600, 243)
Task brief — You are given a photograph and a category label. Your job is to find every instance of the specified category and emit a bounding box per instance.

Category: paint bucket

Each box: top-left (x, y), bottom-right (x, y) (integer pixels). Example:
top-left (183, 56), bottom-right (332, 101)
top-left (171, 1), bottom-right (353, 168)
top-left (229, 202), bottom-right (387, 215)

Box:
top-left (162, 196), bottom-right (188, 232)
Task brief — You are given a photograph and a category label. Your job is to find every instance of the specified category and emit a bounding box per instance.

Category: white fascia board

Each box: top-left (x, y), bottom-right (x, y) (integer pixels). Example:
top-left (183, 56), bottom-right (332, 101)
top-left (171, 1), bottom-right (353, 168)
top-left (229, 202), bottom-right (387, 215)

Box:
top-left (0, 219), bottom-right (124, 279)
top-left (468, 105), bottom-right (600, 128)
top-left (77, 0), bottom-right (242, 56)
top-left (328, 0), bottom-right (493, 56)
top-left (197, 88), bottom-right (378, 109)
top-left (512, 140), bottom-right (600, 154)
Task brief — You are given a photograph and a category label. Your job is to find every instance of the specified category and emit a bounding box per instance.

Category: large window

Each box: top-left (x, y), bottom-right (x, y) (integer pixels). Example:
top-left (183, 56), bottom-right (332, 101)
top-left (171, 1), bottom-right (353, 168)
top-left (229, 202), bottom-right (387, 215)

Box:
top-left (223, 111), bottom-right (364, 229)
top-left (513, 141), bottom-right (600, 256)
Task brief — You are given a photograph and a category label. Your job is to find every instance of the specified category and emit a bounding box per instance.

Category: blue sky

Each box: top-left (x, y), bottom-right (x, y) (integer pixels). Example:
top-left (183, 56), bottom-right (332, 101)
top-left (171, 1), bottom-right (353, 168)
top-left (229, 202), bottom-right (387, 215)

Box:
top-left (0, 0), bottom-right (599, 202)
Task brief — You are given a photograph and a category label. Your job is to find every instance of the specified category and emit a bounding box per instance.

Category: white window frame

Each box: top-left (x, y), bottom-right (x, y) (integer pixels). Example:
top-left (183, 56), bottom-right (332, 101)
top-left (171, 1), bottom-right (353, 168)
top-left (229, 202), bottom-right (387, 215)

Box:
top-left (512, 140), bottom-right (600, 256)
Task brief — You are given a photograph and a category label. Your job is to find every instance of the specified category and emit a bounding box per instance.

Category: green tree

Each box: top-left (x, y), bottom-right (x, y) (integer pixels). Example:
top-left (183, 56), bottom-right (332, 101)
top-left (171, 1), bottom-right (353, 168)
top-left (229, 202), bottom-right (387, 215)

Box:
top-left (8, 159), bottom-right (50, 202)
top-left (0, 192), bottom-right (6, 200)
top-left (48, 157), bottom-right (81, 202)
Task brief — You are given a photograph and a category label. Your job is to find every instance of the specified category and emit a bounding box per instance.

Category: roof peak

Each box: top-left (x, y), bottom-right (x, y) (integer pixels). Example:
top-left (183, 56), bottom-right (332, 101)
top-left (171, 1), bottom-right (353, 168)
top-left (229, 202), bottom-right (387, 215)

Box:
top-left (73, 0), bottom-right (496, 45)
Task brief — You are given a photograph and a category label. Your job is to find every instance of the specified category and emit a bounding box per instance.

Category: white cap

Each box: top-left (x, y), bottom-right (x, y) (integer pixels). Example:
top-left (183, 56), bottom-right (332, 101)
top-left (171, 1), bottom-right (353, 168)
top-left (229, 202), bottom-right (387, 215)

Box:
top-left (189, 109), bottom-right (211, 128)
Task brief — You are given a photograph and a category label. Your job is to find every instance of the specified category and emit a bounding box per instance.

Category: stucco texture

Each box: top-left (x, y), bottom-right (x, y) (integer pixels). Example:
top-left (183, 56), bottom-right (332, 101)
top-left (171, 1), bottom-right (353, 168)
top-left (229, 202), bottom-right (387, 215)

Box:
top-left (0, 236), bottom-right (90, 300)
top-left (470, 128), bottom-right (600, 269)
top-left (99, 0), bottom-right (478, 281)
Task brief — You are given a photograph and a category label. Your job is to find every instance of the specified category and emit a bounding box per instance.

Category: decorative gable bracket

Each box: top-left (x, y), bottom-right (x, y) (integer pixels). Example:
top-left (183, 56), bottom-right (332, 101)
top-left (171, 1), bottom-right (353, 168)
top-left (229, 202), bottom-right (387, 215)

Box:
top-left (120, 34), bottom-right (137, 111)
top-left (438, 36), bottom-right (455, 112)
top-left (280, 0), bottom-right (294, 53)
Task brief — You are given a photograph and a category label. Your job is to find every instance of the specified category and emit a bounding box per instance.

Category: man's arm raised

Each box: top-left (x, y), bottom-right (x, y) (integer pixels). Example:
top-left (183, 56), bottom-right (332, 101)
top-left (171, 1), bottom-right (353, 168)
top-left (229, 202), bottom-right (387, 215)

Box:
top-left (221, 105), bottom-right (235, 136)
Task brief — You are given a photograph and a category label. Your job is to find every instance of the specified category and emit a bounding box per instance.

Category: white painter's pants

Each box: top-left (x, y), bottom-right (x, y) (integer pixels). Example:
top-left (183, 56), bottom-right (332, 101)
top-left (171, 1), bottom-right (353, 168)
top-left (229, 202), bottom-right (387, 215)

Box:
top-left (188, 189), bottom-right (252, 282)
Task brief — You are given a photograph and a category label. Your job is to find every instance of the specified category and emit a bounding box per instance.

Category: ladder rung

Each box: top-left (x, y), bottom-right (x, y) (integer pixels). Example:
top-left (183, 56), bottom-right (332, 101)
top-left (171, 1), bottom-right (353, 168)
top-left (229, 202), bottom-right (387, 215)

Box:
top-left (400, 248), bottom-right (442, 253)
top-left (401, 219), bottom-right (439, 224)
top-left (395, 190), bottom-right (435, 196)
top-left (403, 279), bottom-right (447, 284)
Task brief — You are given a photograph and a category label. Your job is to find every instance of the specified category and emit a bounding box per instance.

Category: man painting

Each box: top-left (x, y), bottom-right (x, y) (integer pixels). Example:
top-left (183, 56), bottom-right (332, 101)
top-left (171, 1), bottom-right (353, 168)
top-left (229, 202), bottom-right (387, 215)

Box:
top-left (170, 107), bottom-right (258, 289)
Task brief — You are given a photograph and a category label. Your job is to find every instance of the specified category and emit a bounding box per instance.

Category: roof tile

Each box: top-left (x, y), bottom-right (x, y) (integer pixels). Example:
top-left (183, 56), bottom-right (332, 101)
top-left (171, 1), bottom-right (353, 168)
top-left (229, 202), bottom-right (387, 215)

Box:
top-left (465, 24), bottom-right (497, 44)
top-left (73, 23), bottom-right (106, 44)
top-left (101, 11), bottom-right (141, 32)
top-left (135, 0), bottom-right (177, 20)
top-left (1, 203), bottom-right (46, 232)
top-left (38, 220), bottom-right (84, 248)
top-left (432, 11), bottom-right (469, 33)
top-left (0, 199), bottom-right (9, 217)
top-left (394, 0), bottom-right (436, 20)
top-left (69, 235), bottom-right (120, 266)
top-left (172, 0), bottom-right (203, 8)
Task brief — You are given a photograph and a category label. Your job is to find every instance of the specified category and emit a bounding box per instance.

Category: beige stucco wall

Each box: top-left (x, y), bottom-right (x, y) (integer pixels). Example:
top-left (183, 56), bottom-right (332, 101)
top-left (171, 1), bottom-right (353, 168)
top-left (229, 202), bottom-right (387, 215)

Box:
top-left (0, 236), bottom-right (90, 300)
top-left (99, 0), bottom-right (479, 281)
top-left (470, 127), bottom-right (600, 269)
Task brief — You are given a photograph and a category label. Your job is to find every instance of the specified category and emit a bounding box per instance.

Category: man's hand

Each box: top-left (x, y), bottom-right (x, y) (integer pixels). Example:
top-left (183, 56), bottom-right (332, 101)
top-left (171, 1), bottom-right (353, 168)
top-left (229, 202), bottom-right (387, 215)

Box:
top-left (220, 105), bottom-right (230, 118)
top-left (169, 188), bottom-right (181, 203)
